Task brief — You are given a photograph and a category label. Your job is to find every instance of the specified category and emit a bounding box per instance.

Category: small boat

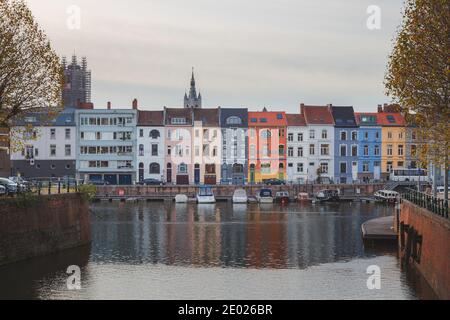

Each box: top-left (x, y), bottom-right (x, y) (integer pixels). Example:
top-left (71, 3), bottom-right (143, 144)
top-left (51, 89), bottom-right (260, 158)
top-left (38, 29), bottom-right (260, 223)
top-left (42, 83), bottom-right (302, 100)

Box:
top-left (197, 186), bottom-right (216, 204)
top-left (275, 191), bottom-right (290, 204)
top-left (374, 190), bottom-right (399, 203)
top-left (297, 192), bottom-right (310, 202)
top-left (175, 194), bottom-right (188, 203)
top-left (256, 189), bottom-right (274, 203)
top-left (315, 189), bottom-right (339, 202)
top-left (232, 189), bottom-right (248, 203)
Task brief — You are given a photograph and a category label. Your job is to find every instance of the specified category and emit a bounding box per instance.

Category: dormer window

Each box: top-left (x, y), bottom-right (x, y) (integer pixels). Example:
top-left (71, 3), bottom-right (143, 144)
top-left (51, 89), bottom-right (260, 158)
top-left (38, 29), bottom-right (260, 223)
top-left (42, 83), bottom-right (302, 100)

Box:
top-left (226, 116), bottom-right (242, 125)
top-left (171, 117), bottom-right (186, 125)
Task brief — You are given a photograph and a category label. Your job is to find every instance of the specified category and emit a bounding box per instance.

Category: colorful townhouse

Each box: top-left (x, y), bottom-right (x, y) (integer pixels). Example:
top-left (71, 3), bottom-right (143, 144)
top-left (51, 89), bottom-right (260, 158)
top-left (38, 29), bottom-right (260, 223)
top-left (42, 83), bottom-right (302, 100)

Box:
top-left (286, 113), bottom-right (308, 184)
top-left (164, 107), bottom-right (194, 185)
top-left (219, 108), bottom-right (248, 185)
top-left (330, 106), bottom-right (359, 184)
top-left (193, 108), bottom-right (221, 185)
top-left (355, 112), bottom-right (382, 182)
top-left (11, 108), bottom-right (77, 178)
top-left (136, 109), bottom-right (165, 182)
top-left (377, 104), bottom-right (406, 179)
top-left (248, 109), bottom-right (287, 184)
top-left (75, 101), bottom-right (137, 185)
top-left (301, 104), bottom-right (335, 183)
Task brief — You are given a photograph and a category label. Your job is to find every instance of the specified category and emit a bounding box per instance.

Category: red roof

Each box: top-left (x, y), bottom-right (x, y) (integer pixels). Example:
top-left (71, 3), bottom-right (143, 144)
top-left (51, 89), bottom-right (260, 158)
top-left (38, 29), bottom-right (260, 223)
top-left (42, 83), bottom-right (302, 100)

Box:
top-left (248, 111), bottom-right (287, 126)
top-left (286, 114), bottom-right (306, 126)
top-left (354, 112), bottom-right (379, 125)
top-left (376, 112), bottom-right (405, 126)
top-left (138, 110), bottom-right (164, 126)
top-left (301, 105), bottom-right (334, 125)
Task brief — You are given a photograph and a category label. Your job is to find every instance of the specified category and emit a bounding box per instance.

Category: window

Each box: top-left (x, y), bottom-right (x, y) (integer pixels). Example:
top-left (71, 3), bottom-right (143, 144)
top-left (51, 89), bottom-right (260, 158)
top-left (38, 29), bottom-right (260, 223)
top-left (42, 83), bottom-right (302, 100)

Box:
top-left (250, 118), bottom-right (257, 123)
top-left (261, 163), bottom-right (271, 174)
top-left (171, 118), bottom-right (186, 125)
top-left (387, 144), bottom-right (393, 156)
top-left (398, 161), bottom-right (404, 168)
top-left (374, 145), bottom-right (380, 156)
top-left (288, 147), bottom-right (294, 157)
top-left (167, 146), bottom-right (171, 156)
top-left (250, 129), bottom-right (255, 138)
top-left (213, 146), bottom-right (218, 157)
top-left (297, 163), bottom-right (304, 173)
top-left (50, 129), bottom-right (56, 139)
top-left (388, 132), bottom-right (393, 139)
top-left (226, 116), bottom-right (242, 125)
top-left (250, 145), bottom-right (256, 158)
top-left (340, 131), bottom-right (347, 141)
top-left (139, 144), bottom-right (144, 156)
top-left (65, 128), bottom-right (71, 139)
top-left (398, 145), bottom-right (404, 156)
top-left (340, 162), bottom-right (347, 174)
top-left (320, 163), bottom-right (329, 174)
top-left (340, 145), bottom-right (346, 157)
top-left (309, 130), bottom-right (315, 139)
top-left (65, 145), bottom-right (71, 156)
top-left (178, 163), bottom-right (187, 174)
top-left (195, 146), bottom-right (200, 157)
top-left (322, 130), bottom-right (327, 139)
top-left (139, 129), bottom-right (144, 137)
top-left (387, 115), bottom-right (396, 123)
top-left (320, 144), bottom-right (329, 156)
top-left (149, 163), bottom-right (160, 174)
top-left (260, 118), bottom-right (267, 123)
top-left (279, 145), bottom-right (285, 156)
top-left (35, 148), bottom-right (39, 157)
top-left (412, 131), bottom-right (417, 140)
top-left (364, 131), bottom-right (369, 140)
top-left (262, 145), bottom-right (269, 157)
top-left (411, 145), bottom-right (417, 156)
top-left (96, 132), bottom-right (101, 140)
top-left (351, 131), bottom-right (357, 141)
top-left (309, 144), bottom-right (315, 155)
top-left (50, 145), bottom-right (56, 157)
top-left (351, 145), bottom-right (358, 157)
top-left (298, 133), bottom-right (303, 141)
top-left (297, 147), bottom-right (303, 157)
top-left (364, 145), bottom-right (369, 156)
top-left (399, 132), bottom-right (403, 139)
top-left (363, 162), bottom-right (369, 172)
top-left (288, 133), bottom-right (294, 142)
top-left (276, 113), bottom-right (283, 120)
top-left (150, 130), bottom-right (160, 139)
top-left (152, 144), bottom-right (158, 156)
top-left (261, 130), bottom-right (271, 139)
top-left (375, 131), bottom-right (380, 139)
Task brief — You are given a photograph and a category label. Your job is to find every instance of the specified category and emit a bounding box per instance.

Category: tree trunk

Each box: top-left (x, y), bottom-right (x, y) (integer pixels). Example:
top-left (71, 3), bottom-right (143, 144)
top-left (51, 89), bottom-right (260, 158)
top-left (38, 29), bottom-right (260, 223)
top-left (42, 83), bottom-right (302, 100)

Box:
top-left (444, 156), bottom-right (448, 201)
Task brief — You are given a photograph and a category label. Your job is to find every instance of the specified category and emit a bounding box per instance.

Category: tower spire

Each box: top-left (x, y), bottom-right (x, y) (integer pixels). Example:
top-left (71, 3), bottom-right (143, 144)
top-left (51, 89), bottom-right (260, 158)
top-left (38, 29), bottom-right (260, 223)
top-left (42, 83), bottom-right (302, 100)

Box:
top-left (184, 67), bottom-right (202, 108)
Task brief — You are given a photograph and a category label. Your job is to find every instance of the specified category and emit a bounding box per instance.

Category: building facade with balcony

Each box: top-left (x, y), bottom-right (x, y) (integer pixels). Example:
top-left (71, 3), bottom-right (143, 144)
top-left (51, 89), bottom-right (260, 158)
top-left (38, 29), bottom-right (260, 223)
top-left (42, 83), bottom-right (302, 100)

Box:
top-left (248, 109), bottom-right (287, 184)
top-left (136, 110), bottom-right (165, 182)
top-left (301, 104), bottom-right (335, 183)
top-left (193, 108), bottom-right (221, 185)
top-left (75, 106), bottom-right (137, 185)
top-left (219, 108), bottom-right (248, 185)
top-left (10, 108), bottom-right (77, 178)
top-left (286, 113), bottom-right (308, 184)
top-left (355, 112), bottom-right (382, 182)
top-left (331, 106), bottom-right (359, 184)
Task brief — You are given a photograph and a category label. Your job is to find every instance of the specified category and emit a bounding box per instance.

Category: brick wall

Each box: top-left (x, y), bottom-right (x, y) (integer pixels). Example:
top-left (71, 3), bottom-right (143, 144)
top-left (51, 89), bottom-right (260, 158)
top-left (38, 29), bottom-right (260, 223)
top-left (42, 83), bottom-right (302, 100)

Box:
top-left (0, 194), bottom-right (91, 266)
top-left (399, 201), bottom-right (450, 299)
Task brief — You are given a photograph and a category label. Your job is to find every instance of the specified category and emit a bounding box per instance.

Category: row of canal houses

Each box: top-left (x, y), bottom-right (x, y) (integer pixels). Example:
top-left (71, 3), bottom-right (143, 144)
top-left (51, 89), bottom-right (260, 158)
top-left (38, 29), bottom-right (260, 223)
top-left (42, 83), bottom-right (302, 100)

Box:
top-left (10, 101), bottom-right (420, 186)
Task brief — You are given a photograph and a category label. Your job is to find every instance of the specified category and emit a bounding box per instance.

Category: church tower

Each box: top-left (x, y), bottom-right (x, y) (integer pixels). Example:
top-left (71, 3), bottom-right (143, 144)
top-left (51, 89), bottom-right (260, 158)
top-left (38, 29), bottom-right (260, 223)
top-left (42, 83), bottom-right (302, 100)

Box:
top-left (184, 68), bottom-right (202, 108)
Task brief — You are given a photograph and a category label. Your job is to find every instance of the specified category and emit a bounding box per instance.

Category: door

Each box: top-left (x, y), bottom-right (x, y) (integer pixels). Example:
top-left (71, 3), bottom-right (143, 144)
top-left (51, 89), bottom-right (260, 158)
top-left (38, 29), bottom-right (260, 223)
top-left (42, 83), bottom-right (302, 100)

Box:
top-left (138, 163), bottom-right (144, 182)
top-left (166, 163), bottom-right (172, 184)
top-left (194, 164), bottom-right (200, 184)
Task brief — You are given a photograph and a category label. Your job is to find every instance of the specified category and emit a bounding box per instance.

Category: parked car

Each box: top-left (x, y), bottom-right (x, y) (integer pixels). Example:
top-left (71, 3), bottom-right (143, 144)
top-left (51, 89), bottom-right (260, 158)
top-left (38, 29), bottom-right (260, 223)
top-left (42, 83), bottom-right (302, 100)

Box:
top-left (0, 178), bottom-right (18, 194)
top-left (88, 180), bottom-right (110, 186)
top-left (0, 185), bottom-right (6, 196)
top-left (264, 179), bottom-right (286, 186)
top-left (9, 176), bottom-right (31, 192)
top-left (138, 178), bottom-right (164, 186)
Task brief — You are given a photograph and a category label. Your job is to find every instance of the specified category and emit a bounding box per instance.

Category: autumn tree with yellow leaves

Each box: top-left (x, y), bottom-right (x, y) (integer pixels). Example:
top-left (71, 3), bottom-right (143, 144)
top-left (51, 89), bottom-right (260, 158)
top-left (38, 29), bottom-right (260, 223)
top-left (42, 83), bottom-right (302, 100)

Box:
top-left (385, 0), bottom-right (450, 199)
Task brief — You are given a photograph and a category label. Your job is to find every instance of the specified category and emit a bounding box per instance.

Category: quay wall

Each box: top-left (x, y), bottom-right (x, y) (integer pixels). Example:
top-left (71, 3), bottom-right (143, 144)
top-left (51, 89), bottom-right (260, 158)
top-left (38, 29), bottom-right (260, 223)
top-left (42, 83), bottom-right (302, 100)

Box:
top-left (0, 194), bottom-right (91, 266)
top-left (95, 184), bottom-right (385, 199)
top-left (399, 200), bottom-right (450, 299)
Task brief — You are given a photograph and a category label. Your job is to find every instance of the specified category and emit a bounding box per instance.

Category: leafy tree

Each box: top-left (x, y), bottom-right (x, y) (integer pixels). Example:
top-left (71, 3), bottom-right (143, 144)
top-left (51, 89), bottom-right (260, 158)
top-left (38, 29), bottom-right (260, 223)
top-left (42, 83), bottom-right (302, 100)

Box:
top-left (385, 0), bottom-right (450, 199)
top-left (0, 0), bottom-right (63, 150)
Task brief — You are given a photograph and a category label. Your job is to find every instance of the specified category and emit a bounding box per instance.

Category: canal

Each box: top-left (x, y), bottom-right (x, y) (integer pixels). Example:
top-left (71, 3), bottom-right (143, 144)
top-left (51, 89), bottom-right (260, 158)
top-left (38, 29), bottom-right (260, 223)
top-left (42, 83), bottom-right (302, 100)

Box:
top-left (0, 201), bottom-right (437, 299)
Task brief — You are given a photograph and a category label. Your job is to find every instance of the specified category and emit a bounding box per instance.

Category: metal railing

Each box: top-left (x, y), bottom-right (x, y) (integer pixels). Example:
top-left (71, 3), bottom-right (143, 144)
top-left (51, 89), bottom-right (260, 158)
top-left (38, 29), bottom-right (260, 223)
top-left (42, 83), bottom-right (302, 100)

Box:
top-left (402, 189), bottom-right (449, 219)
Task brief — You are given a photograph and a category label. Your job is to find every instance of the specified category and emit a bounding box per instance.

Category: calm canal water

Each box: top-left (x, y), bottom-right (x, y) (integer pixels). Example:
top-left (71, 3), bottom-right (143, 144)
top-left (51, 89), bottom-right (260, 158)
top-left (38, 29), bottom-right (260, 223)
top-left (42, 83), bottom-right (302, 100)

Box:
top-left (0, 201), bottom-right (437, 300)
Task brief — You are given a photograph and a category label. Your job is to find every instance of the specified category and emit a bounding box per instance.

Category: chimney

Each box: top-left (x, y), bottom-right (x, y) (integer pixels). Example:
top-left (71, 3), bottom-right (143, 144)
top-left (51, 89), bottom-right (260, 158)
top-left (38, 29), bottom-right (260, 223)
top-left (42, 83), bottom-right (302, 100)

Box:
top-left (132, 98), bottom-right (138, 110)
top-left (300, 103), bottom-right (305, 114)
top-left (378, 104), bottom-right (383, 113)
top-left (107, 101), bottom-right (111, 110)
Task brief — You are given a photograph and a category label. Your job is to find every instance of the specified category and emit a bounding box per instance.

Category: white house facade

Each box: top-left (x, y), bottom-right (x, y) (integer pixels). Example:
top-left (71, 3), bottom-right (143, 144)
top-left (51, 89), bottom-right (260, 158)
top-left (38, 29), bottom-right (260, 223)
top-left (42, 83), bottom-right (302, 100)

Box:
top-left (286, 114), bottom-right (309, 184)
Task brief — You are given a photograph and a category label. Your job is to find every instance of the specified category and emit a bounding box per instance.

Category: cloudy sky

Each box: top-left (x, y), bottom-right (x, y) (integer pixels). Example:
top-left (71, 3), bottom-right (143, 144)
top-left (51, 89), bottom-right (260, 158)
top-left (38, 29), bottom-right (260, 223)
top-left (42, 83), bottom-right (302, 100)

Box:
top-left (26, 0), bottom-right (404, 112)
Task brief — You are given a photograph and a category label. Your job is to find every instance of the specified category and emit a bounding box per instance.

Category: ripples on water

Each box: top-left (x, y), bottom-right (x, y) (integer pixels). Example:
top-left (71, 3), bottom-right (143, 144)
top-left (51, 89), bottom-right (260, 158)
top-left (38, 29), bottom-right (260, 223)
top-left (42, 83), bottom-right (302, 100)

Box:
top-left (0, 202), bottom-right (437, 300)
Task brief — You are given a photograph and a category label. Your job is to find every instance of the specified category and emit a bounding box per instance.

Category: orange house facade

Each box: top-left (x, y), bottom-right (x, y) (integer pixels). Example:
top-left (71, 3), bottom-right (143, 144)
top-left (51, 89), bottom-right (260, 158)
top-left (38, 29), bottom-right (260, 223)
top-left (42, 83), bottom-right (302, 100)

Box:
top-left (248, 110), bottom-right (287, 183)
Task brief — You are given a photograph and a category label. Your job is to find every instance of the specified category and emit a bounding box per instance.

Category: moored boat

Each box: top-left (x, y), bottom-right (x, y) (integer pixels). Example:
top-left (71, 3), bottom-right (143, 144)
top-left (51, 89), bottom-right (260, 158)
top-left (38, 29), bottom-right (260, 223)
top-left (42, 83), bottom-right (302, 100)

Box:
top-left (315, 189), bottom-right (339, 202)
top-left (256, 189), bottom-right (274, 203)
top-left (275, 191), bottom-right (290, 204)
top-left (374, 190), bottom-right (399, 203)
top-left (297, 192), bottom-right (310, 202)
top-left (197, 186), bottom-right (216, 204)
top-left (175, 194), bottom-right (188, 203)
top-left (232, 188), bottom-right (248, 203)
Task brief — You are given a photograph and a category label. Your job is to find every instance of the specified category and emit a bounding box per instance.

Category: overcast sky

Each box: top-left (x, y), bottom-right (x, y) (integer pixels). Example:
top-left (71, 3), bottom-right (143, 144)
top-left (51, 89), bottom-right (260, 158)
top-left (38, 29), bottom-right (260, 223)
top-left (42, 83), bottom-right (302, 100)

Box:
top-left (26, 0), bottom-right (404, 112)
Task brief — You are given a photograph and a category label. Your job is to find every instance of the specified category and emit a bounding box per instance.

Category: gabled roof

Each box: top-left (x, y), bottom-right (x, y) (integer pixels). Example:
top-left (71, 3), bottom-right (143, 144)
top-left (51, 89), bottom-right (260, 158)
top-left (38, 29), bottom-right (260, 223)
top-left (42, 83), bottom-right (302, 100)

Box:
top-left (330, 106), bottom-right (357, 127)
top-left (300, 105), bottom-right (334, 125)
top-left (164, 108), bottom-right (193, 125)
top-left (377, 112), bottom-right (406, 126)
top-left (286, 114), bottom-right (306, 126)
top-left (248, 111), bottom-right (287, 127)
top-left (138, 110), bottom-right (164, 126)
top-left (193, 108), bottom-right (220, 127)
top-left (13, 108), bottom-right (76, 126)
